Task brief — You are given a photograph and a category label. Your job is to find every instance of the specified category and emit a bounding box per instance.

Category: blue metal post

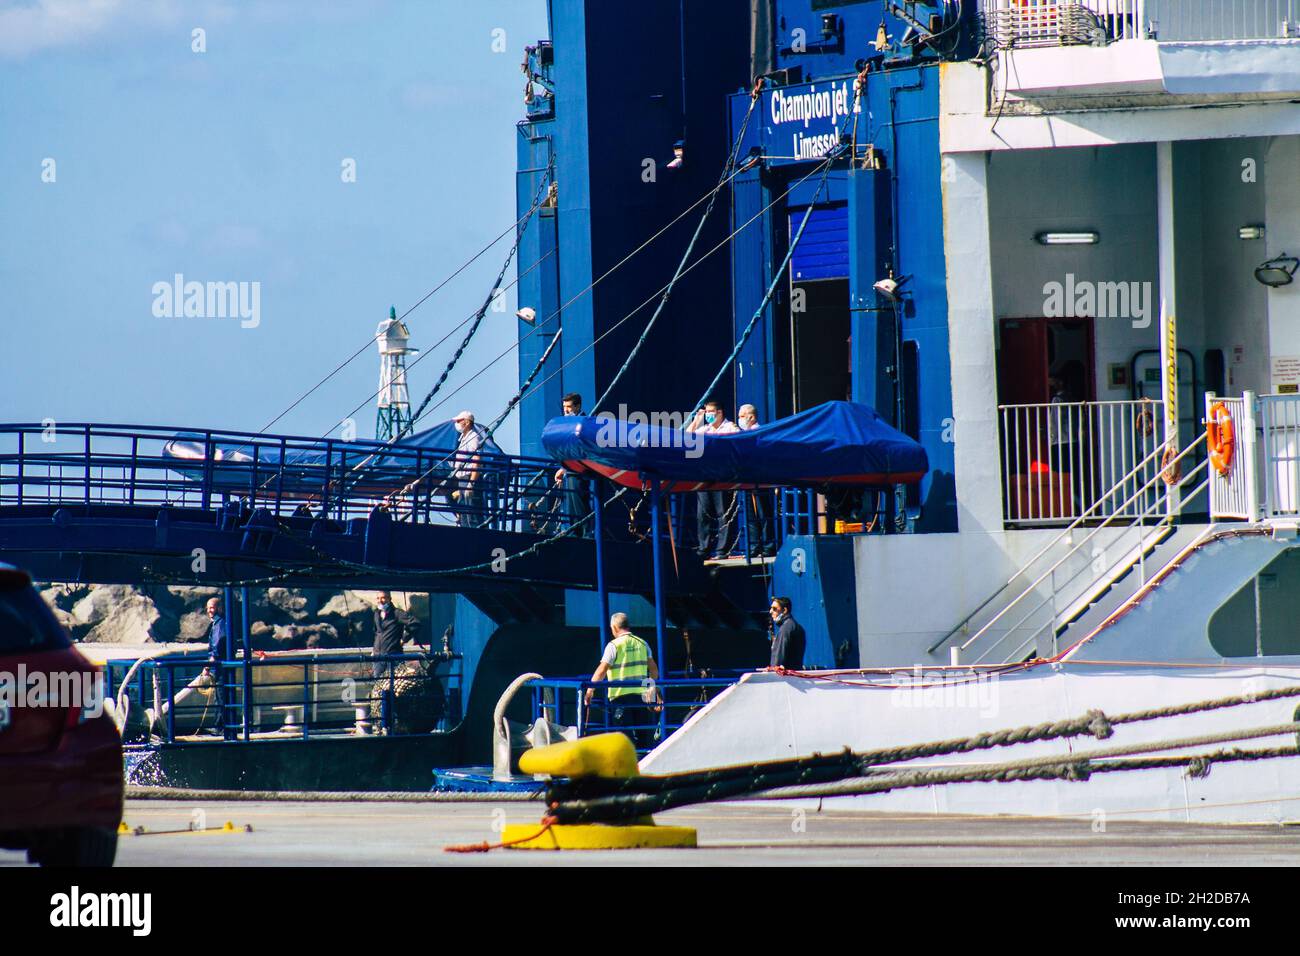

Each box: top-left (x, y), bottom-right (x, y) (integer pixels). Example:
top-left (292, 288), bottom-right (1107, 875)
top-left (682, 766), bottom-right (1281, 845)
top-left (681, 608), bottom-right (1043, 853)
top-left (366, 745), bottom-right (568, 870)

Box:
top-left (165, 666), bottom-right (175, 743)
top-left (222, 585), bottom-right (235, 738)
top-left (649, 481), bottom-right (667, 741)
top-left (240, 585), bottom-right (252, 741)
top-left (591, 478), bottom-right (610, 655)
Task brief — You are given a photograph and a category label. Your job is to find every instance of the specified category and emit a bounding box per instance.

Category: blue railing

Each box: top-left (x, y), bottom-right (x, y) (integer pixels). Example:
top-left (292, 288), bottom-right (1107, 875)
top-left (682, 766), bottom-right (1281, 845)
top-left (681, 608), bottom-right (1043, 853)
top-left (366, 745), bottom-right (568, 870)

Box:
top-left (0, 421), bottom-right (874, 552)
top-left (0, 421), bottom-right (577, 531)
top-left (105, 650), bottom-right (461, 744)
top-left (528, 673), bottom-right (744, 755)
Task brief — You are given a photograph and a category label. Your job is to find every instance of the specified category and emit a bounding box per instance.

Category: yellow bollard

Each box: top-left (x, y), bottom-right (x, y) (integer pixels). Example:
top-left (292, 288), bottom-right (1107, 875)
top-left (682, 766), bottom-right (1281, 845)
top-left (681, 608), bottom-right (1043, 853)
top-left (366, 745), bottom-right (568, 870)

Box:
top-left (500, 733), bottom-right (696, 851)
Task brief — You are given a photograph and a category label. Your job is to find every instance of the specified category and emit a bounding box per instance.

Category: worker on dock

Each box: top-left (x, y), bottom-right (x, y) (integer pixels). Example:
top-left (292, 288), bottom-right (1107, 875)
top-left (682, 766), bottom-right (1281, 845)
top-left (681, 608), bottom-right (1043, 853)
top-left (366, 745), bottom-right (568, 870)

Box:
top-left (371, 591), bottom-right (414, 679)
top-left (200, 596), bottom-right (236, 739)
top-left (767, 596), bottom-right (805, 670)
top-left (585, 612), bottom-right (663, 750)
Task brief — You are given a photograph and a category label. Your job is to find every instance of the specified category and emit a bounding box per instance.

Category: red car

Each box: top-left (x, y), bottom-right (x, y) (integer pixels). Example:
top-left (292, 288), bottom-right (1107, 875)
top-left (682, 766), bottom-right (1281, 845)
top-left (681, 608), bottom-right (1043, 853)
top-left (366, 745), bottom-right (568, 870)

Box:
top-left (0, 565), bottom-right (123, 866)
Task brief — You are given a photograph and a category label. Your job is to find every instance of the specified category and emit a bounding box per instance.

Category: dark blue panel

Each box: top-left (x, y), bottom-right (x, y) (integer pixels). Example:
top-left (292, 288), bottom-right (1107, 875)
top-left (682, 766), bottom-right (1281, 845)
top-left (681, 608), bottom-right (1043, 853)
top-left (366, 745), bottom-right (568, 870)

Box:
top-left (847, 168), bottom-right (895, 420)
top-left (790, 203), bottom-right (849, 280)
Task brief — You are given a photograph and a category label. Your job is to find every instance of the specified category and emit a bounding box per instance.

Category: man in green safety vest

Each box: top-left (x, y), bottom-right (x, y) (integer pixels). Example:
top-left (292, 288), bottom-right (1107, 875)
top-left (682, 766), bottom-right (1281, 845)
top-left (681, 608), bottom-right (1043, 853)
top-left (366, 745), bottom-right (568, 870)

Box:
top-left (585, 612), bottom-right (664, 750)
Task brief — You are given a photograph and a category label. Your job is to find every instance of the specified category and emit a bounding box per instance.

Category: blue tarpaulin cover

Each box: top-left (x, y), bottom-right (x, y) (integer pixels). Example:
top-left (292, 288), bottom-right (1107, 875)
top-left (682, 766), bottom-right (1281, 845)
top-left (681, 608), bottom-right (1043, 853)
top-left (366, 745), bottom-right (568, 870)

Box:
top-left (541, 401), bottom-right (928, 491)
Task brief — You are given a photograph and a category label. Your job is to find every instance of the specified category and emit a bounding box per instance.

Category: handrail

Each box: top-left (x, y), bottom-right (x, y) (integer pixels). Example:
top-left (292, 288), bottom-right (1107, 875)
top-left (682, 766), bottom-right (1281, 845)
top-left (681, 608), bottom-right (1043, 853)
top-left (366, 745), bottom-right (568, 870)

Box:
top-left (995, 465), bottom-right (1214, 664)
top-left (979, 450), bottom-right (1212, 664)
top-left (928, 430), bottom-right (1175, 654)
top-left (106, 650), bottom-right (463, 742)
top-left (955, 432), bottom-right (1207, 663)
top-left (528, 673), bottom-right (743, 754)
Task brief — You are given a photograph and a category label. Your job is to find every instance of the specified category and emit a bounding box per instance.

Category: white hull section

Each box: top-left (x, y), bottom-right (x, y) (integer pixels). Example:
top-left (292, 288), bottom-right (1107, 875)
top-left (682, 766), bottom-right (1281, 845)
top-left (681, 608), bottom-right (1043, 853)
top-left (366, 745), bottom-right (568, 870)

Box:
top-left (641, 665), bottom-right (1300, 824)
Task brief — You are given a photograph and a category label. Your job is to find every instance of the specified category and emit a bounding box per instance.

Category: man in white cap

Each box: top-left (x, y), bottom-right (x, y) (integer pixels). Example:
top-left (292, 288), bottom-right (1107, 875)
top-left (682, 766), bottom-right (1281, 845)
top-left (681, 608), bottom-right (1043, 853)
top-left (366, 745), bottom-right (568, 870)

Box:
top-left (451, 411), bottom-right (483, 526)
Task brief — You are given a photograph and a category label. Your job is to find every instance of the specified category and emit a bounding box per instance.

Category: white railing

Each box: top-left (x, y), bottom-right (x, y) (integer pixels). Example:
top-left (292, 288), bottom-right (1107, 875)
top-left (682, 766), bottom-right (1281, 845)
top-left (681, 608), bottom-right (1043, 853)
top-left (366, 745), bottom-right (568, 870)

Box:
top-left (1206, 393), bottom-right (1257, 520)
top-left (1000, 399), bottom-right (1164, 526)
top-left (1258, 394), bottom-right (1300, 518)
top-left (984, 0), bottom-right (1147, 47)
top-left (982, 0), bottom-right (1298, 47)
top-left (1147, 0), bottom-right (1299, 40)
top-left (933, 431), bottom-right (1212, 664)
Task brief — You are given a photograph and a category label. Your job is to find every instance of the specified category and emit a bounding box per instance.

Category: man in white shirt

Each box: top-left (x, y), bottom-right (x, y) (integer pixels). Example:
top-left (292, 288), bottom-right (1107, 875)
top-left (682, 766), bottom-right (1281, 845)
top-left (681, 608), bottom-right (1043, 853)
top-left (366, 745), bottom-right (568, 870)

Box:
top-left (451, 411), bottom-right (483, 526)
top-left (686, 398), bottom-right (740, 559)
top-left (737, 404), bottom-right (774, 557)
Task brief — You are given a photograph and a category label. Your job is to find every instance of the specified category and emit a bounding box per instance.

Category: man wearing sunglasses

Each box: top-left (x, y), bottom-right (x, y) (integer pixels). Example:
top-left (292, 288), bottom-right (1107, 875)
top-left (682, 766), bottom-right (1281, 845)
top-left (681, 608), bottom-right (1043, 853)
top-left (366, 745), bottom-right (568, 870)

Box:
top-left (768, 596), bottom-right (805, 670)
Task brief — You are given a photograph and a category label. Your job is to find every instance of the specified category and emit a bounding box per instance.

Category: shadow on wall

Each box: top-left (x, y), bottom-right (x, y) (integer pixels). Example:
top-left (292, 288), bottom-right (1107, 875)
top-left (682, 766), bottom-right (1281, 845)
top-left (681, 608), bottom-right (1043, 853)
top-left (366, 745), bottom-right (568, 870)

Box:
top-left (918, 470), bottom-right (957, 533)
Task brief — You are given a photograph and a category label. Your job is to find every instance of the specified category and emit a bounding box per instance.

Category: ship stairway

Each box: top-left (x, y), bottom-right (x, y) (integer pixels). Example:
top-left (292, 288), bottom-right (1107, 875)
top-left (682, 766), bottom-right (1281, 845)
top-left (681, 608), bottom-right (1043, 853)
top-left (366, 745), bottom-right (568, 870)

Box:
top-left (930, 430), bottom-right (1218, 665)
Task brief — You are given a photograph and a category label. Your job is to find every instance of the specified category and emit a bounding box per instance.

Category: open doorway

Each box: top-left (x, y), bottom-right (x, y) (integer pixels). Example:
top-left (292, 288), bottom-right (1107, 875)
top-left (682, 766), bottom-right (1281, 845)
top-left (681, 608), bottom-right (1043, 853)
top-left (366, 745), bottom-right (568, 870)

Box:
top-left (791, 279), bottom-right (851, 412)
top-left (998, 316), bottom-right (1096, 405)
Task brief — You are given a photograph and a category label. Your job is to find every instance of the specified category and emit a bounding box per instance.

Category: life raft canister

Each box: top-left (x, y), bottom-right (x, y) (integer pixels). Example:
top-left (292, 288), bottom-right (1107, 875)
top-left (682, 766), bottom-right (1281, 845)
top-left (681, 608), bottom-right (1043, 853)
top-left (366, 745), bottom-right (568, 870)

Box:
top-left (1206, 402), bottom-right (1236, 476)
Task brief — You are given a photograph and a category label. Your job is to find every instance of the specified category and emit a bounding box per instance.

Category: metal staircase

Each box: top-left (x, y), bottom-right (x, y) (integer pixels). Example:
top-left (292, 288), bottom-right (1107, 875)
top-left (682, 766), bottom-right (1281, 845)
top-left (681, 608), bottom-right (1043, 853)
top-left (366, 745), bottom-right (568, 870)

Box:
top-left (930, 432), bottom-right (1216, 665)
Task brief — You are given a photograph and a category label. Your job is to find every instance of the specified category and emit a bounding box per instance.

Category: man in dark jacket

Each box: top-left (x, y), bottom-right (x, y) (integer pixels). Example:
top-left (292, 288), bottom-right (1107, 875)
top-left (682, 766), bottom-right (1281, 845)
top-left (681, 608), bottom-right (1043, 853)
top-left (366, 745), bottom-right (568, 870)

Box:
top-left (201, 596), bottom-right (236, 738)
top-left (371, 591), bottom-right (414, 679)
top-left (768, 596), bottom-right (806, 670)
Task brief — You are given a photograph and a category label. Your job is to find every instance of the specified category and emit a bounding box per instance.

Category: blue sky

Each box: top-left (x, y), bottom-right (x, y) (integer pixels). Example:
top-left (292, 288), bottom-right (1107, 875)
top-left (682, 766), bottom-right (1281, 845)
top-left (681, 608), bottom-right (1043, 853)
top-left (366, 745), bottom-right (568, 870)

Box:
top-left (0, 0), bottom-right (547, 452)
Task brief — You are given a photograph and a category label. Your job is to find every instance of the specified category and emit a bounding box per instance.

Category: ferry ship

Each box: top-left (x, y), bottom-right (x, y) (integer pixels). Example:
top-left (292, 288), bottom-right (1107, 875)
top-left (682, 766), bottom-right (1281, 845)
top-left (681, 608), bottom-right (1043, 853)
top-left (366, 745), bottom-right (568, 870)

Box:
top-left (5, 1), bottom-right (1300, 822)
top-left (507, 0), bottom-right (1300, 824)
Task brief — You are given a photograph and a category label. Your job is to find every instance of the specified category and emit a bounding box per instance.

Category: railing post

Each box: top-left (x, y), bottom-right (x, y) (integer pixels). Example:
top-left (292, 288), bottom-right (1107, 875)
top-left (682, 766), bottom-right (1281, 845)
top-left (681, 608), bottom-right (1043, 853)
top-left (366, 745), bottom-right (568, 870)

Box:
top-left (128, 435), bottom-right (138, 505)
top-left (83, 425), bottom-right (91, 506)
top-left (166, 665), bottom-right (175, 743)
top-left (592, 478), bottom-right (610, 657)
top-left (201, 432), bottom-right (214, 512)
top-left (275, 437), bottom-right (286, 516)
top-left (222, 585), bottom-right (235, 739)
top-left (241, 585), bottom-right (252, 741)
top-left (1243, 390), bottom-right (1261, 520)
top-left (648, 481), bottom-right (667, 688)
top-left (321, 440), bottom-right (333, 518)
top-left (15, 430), bottom-right (23, 507)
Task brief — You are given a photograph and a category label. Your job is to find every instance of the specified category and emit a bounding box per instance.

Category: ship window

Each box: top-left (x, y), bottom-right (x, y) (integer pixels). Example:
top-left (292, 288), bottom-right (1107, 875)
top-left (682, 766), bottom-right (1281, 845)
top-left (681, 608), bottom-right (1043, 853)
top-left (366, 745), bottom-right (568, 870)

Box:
top-left (1207, 551), bottom-right (1300, 657)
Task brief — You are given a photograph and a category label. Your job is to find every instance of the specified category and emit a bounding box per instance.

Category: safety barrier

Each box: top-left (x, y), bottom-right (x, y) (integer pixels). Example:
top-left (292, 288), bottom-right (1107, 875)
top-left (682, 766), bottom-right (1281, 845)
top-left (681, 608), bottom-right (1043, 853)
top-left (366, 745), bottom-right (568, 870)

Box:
top-left (999, 399), bottom-right (1165, 526)
top-left (105, 650), bottom-right (462, 743)
top-left (982, 0), bottom-right (1297, 47)
top-left (528, 673), bottom-right (744, 755)
top-left (0, 421), bottom-right (577, 532)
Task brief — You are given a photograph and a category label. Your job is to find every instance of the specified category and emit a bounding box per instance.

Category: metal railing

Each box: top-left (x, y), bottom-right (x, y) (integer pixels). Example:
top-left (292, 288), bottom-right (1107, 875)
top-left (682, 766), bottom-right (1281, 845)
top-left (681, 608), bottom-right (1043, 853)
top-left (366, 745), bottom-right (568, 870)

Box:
top-left (1256, 394), bottom-right (1300, 518)
top-left (934, 430), bottom-right (1212, 663)
top-left (1147, 0), bottom-right (1299, 40)
top-left (0, 421), bottom-right (582, 531)
top-left (999, 399), bottom-right (1164, 526)
top-left (1208, 393), bottom-right (1257, 520)
top-left (0, 422), bottom-right (855, 553)
top-left (528, 673), bottom-right (744, 755)
top-left (982, 0), bottom-right (1298, 47)
top-left (984, 0), bottom-right (1147, 46)
top-left (106, 650), bottom-right (462, 743)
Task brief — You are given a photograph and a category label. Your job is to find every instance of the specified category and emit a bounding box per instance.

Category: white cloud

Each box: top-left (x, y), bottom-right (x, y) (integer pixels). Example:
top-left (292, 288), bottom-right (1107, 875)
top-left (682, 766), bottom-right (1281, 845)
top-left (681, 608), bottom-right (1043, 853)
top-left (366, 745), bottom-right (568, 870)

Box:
top-left (0, 0), bottom-right (179, 59)
top-left (0, 0), bottom-right (373, 60)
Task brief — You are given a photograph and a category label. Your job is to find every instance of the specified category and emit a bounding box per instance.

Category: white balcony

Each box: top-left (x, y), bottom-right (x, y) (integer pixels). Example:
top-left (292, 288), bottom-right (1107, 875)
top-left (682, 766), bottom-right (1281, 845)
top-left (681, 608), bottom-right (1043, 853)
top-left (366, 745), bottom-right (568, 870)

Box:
top-left (980, 0), bottom-right (1300, 99)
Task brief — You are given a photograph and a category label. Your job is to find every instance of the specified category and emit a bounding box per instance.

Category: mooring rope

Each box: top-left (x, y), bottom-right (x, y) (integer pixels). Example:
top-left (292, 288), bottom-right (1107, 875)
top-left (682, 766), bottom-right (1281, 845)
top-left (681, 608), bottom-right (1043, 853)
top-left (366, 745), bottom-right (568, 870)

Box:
top-left (543, 683), bottom-right (1300, 822)
top-left (548, 721), bottom-right (1300, 824)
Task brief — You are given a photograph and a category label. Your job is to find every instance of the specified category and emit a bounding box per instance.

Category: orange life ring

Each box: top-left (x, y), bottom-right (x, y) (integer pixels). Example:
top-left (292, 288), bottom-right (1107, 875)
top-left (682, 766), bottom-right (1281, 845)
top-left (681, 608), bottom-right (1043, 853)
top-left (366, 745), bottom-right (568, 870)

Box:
top-left (1206, 402), bottom-right (1235, 476)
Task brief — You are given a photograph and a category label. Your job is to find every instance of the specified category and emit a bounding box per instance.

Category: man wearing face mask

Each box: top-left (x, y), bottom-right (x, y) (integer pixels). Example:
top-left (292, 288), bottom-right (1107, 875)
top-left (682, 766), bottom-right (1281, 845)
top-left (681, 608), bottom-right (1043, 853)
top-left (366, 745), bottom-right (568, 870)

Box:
top-left (450, 411), bottom-right (483, 526)
top-left (767, 596), bottom-right (805, 670)
top-left (737, 404), bottom-right (774, 557)
top-left (686, 398), bottom-right (739, 559)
